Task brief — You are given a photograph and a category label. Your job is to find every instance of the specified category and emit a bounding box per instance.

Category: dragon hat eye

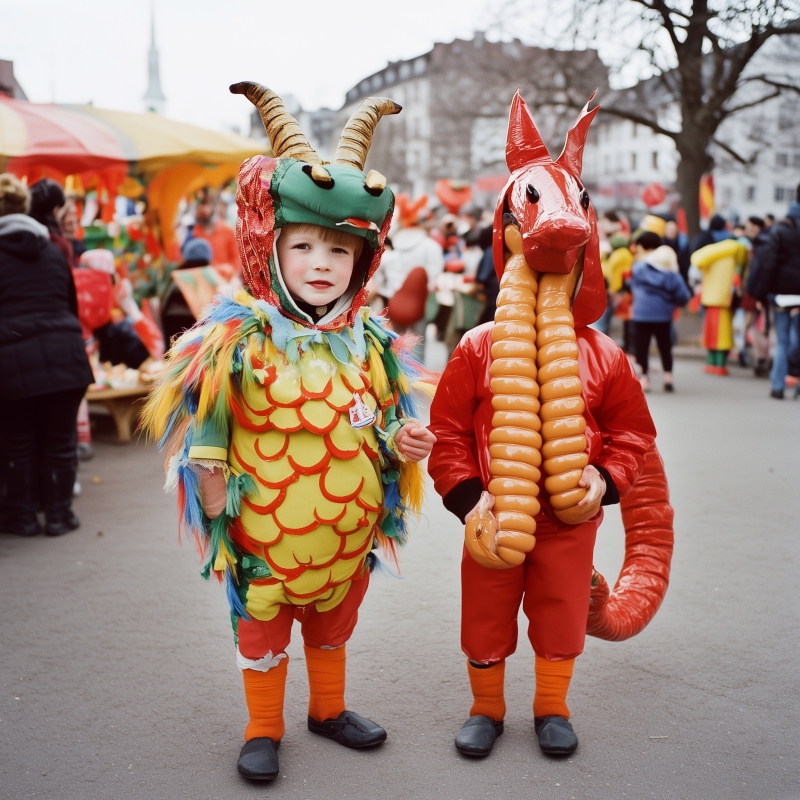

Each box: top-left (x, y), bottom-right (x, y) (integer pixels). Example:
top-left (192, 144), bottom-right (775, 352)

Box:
top-left (526, 184), bottom-right (540, 204)
top-left (580, 188), bottom-right (590, 210)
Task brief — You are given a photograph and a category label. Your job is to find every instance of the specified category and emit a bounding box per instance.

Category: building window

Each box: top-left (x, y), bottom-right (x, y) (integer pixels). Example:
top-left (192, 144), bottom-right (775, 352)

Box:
top-left (604, 155), bottom-right (610, 174)
top-left (794, 153), bottom-right (800, 168)
top-left (651, 152), bottom-right (658, 169)
top-left (385, 69), bottom-right (396, 84)
top-left (632, 123), bottom-right (638, 138)
top-left (746, 185), bottom-right (756, 201)
top-left (413, 58), bottom-right (426, 75)
top-left (776, 152), bottom-right (789, 167)
top-left (775, 186), bottom-right (787, 201)
top-left (399, 63), bottom-right (411, 80)
top-left (631, 152), bottom-right (637, 171)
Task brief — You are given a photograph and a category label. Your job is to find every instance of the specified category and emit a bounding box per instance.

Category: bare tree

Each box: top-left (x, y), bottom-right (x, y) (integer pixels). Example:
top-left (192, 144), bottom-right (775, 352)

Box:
top-left (493, 0), bottom-right (800, 234)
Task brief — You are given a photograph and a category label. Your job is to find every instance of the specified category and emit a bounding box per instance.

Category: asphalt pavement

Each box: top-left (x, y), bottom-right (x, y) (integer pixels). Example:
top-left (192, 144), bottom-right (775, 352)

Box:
top-left (1, 358), bottom-right (798, 800)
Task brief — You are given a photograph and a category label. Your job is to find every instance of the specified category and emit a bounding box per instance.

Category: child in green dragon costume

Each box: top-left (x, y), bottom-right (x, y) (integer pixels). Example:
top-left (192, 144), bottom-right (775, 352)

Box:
top-left (144, 82), bottom-right (436, 782)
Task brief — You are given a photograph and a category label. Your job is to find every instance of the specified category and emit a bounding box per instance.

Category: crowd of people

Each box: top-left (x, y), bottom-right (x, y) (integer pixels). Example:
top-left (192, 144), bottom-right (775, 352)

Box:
top-left (0, 173), bottom-right (243, 537)
top-left (592, 200), bottom-right (800, 399)
top-left (368, 190), bottom-right (800, 401)
top-left (2, 168), bottom-right (799, 538)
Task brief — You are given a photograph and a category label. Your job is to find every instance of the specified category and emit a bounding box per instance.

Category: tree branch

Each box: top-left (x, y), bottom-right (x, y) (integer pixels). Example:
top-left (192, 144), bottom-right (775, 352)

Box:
top-left (598, 105), bottom-right (679, 139)
top-left (724, 89), bottom-right (783, 115)
top-left (712, 137), bottom-right (754, 166)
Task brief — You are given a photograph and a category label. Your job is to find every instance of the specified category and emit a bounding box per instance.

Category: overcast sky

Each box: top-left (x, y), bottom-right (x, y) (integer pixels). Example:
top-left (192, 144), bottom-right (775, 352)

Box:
top-left (3, 0), bottom-right (499, 134)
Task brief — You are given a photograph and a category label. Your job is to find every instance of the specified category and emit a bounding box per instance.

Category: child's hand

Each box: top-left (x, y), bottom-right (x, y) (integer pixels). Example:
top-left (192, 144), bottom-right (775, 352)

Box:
top-left (198, 467), bottom-right (227, 519)
top-left (554, 465), bottom-right (606, 525)
top-left (395, 423), bottom-right (437, 462)
top-left (577, 465), bottom-right (606, 509)
top-left (465, 491), bottom-right (495, 525)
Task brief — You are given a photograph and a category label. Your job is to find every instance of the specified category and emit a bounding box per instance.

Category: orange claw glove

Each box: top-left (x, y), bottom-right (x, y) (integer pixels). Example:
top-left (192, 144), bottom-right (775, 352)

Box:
top-left (464, 492), bottom-right (535, 569)
top-left (197, 466), bottom-right (227, 519)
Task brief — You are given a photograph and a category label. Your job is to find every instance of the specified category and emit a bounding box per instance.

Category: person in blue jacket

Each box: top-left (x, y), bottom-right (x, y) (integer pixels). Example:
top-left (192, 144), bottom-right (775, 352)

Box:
top-left (631, 232), bottom-right (692, 392)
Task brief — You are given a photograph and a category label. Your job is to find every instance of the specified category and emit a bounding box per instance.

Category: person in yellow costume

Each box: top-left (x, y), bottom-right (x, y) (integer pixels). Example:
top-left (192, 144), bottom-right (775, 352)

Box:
top-left (143, 83), bottom-right (436, 783)
top-left (690, 238), bottom-right (748, 374)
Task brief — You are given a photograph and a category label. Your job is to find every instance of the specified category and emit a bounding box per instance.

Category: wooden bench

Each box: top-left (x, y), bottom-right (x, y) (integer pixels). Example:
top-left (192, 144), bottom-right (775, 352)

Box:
top-left (85, 384), bottom-right (151, 443)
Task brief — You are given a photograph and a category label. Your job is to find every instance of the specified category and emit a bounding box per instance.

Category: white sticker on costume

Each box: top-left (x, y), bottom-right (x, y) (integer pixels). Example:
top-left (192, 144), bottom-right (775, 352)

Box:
top-left (349, 392), bottom-right (376, 429)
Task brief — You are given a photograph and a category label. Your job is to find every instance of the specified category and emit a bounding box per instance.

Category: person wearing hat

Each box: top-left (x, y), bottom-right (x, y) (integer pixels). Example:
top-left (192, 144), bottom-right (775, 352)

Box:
top-left (690, 235), bottom-right (748, 375)
top-left (143, 84), bottom-right (436, 782)
top-left (159, 238), bottom-right (215, 344)
top-left (630, 236), bottom-right (692, 391)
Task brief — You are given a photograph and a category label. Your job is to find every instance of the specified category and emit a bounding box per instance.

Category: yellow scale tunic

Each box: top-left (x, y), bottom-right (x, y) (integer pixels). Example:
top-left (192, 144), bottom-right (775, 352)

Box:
top-left (188, 339), bottom-right (400, 622)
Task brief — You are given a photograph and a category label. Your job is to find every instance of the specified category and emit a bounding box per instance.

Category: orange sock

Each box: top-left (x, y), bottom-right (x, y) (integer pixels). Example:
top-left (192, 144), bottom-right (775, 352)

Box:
top-left (305, 645), bottom-right (347, 723)
top-left (242, 657), bottom-right (288, 741)
top-left (534, 654), bottom-right (574, 719)
top-left (467, 660), bottom-right (506, 721)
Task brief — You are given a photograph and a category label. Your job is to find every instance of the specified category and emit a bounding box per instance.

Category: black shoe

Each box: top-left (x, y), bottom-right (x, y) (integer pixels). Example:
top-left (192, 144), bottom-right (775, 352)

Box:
top-left (1, 518), bottom-right (40, 536)
top-left (663, 383), bottom-right (674, 392)
top-left (43, 467), bottom-right (80, 536)
top-left (454, 715), bottom-right (504, 757)
top-left (77, 443), bottom-right (95, 461)
top-left (770, 389), bottom-right (784, 399)
top-left (535, 715), bottom-right (578, 756)
top-left (1, 463), bottom-right (40, 536)
top-left (44, 510), bottom-right (80, 536)
top-left (307, 710), bottom-right (386, 749)
top-left (237, 737), bottom-right (279, 781)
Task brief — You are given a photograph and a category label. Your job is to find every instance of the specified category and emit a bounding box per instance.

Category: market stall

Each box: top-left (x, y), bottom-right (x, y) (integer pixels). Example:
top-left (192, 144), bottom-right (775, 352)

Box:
top-left (0, 95), bottom-right (266, 441)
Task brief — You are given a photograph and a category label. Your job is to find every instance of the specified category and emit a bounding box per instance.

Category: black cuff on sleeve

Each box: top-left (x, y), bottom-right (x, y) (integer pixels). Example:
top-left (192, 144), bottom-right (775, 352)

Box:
top-left (443, 477), bottom-right (484, 524)
top-left (595, 465), bottom-right (620, 506)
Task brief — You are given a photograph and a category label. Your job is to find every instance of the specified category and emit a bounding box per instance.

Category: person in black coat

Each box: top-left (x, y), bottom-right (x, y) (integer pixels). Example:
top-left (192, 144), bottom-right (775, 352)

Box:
top-left (751, 197), bottom-right (800, 398)
top-left (0, 174), bottom-right (94, 535)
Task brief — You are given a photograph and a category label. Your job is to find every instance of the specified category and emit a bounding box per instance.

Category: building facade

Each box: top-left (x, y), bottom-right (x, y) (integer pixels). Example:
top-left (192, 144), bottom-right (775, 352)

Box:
top-left (336, 34), bottom-right (607, 205)
top-left (0, 60), bottom-right (27, 100)
top-left (583, 37), bottom-right (800, 222)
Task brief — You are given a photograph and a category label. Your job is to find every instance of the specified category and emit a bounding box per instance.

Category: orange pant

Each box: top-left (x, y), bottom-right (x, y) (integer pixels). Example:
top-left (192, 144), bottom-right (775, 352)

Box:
top-left (237, 574), bottom-right (369, 659)
top-left (461, 519), bottom-right (598, 663)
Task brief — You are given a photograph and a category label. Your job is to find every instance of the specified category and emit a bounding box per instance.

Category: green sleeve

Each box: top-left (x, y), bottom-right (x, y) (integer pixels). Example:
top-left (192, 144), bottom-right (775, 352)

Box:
top-left (188, 416), bottom-right (230, 462)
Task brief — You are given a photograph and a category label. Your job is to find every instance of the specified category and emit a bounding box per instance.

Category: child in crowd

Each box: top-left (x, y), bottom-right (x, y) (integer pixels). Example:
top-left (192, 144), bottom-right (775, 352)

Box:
top-left (630, 232), bottom-right (692, 392)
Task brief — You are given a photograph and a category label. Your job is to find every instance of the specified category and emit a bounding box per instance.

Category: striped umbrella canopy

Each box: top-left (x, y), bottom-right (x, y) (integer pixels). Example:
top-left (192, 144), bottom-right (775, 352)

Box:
top-left (0, 95), bottom-right (264, 178)
top-left (0, 95), bottom-right (267, 258)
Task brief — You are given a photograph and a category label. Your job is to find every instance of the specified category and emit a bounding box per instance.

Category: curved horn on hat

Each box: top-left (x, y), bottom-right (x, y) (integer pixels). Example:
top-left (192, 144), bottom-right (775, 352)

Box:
top-left (334, 97), bottom-right (402, 170)
top-left (230, 81), bottom-right (322, 164)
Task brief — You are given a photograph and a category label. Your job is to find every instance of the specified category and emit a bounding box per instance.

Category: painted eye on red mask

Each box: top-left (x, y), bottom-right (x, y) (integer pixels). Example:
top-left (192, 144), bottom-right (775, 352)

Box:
top-left (526, 184), bottom-right (540, 204)
top-left (580, 188), bottom-right (590, 210)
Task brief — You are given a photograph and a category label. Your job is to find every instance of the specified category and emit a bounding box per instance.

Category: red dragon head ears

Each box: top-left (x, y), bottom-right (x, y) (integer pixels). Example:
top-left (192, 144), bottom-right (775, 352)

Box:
top-left (492, 91), bottom-right (606, 328)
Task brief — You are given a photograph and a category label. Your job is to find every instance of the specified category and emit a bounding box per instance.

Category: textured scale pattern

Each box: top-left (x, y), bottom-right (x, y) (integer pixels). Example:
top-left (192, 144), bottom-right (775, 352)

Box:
top-left (229, 347), bottom-right (386, 618)
top-left (143, 294), bottom-right (428, 623)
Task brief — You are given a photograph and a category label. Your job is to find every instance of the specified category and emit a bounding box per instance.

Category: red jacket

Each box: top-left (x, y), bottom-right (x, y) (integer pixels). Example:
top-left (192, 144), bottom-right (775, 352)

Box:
top-left (428, 323), bottom-right (656, 530)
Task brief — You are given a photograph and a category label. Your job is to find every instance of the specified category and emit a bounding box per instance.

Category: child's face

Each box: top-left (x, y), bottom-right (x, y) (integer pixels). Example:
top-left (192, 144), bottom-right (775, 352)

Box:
top-left (277, 227), bottom-right (356, 307)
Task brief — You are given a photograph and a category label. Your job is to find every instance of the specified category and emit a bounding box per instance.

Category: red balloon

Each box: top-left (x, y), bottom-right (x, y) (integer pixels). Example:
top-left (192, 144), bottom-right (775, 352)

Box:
top-left (641, 182), bottom-right (667, 207)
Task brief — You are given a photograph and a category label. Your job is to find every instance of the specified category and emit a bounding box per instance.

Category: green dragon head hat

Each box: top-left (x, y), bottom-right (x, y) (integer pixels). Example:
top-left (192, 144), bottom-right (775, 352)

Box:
top-left (230, 82), bottom-right (401, 330)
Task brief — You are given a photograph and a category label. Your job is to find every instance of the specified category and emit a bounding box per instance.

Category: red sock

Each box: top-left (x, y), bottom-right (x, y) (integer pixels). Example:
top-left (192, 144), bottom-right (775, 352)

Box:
top-left (242, 657), bottom-right (288, 741)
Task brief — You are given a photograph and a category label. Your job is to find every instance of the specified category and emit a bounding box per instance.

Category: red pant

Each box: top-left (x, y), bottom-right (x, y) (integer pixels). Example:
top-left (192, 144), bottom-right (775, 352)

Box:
top-left (461, 519), bottom-right (598, 663)
top-left (238, 574), bottom-right (369, 659)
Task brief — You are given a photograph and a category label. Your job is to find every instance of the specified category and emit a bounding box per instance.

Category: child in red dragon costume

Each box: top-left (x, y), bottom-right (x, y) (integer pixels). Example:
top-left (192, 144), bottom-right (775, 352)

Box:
top-left (428, 93), bottom-right (657, 758)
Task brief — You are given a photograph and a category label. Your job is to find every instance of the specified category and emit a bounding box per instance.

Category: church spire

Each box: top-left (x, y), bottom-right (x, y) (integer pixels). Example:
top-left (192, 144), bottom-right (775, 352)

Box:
top-left (143, 10), bottom-right (166, 115)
